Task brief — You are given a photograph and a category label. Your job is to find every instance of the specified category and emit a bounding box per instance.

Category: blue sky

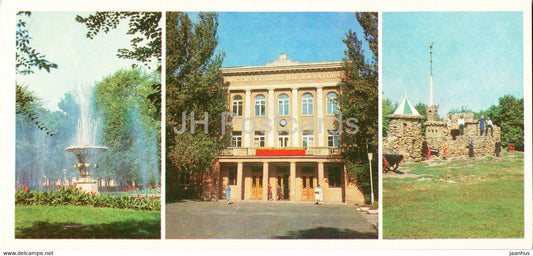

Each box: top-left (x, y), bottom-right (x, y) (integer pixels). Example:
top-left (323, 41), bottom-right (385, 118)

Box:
top-left (382, 12), bottom-right (524, 116)
top-left (215, 12), bottom-right (368, 67)
top-left (19, 12), bottom-right (366, 110)
top-left (16, 12), bottom-right (157, 111)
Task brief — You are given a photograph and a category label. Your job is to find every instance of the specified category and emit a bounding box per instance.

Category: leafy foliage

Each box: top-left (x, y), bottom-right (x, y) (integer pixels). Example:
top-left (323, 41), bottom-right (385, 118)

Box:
top-left (15, 84), bottom-right (54, 136)
top-left (15, 185), bottom-right (160, 211)
top-left (448, 105), bottom-right (473, 115)
top-left (381, 98), bottom-right (397, 137)
top-left (75, 12), bottom-right (161, 68)
top-left (165, 12), bottom-right (230, 200)
top-left (16, 12), bottom-right (58, 75)
top-left (482, 95), bottom-right (524, 149)
top-left (93, 69), bottom-right (161, 187)
top-left (337, 12), bottom-right (378, 203)
top-left (16, 12), bottom-right (58, 135)
top-left (16, 89), bottom-right (81, 188)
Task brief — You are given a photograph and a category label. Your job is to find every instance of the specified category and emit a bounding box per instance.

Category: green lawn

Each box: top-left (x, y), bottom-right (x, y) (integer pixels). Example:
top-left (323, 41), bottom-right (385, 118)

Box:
top-left (15, 205), bottom-right (160, 239)
top-left (383, 151), bottom-right (524, 239)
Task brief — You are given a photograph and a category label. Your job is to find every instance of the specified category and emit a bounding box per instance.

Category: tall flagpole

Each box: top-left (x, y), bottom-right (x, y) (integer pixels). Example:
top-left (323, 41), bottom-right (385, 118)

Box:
top-left (429, 42), bottom-right (434, 106)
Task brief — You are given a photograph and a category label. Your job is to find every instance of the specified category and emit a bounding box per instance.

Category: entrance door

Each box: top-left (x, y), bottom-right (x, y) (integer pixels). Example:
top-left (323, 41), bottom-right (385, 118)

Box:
top-left (283, 174), bottom-right (289, 200)
top-left (251, 175), bottom-right (262, 200)
top-left (301, 176), bottom-right (314, 201)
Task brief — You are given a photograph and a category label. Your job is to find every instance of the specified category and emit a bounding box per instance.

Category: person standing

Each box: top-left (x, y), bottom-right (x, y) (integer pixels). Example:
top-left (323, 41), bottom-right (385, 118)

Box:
top-left (468, 139), bottom-right (474, 158)
top-left (458, 115), bottom-right (465, 136)
top-left (277, 184), bottom-right (282, 200)
top-left (494, 137), bottom-right (502, 157)
top-left (225, 183), bottom-right (231, 205)
top-left (314, 185), bottom-right (323, 205)
top-left (485, 117), bottom-right (493, 136)
top-left (478, 115), bottom-right (485, 136)
top-left (446, 114), bottom-right (453, 136)
top-left (442, 139), bottom-right (449, 160)
top-left (268, 183), bottom-right (272, 201)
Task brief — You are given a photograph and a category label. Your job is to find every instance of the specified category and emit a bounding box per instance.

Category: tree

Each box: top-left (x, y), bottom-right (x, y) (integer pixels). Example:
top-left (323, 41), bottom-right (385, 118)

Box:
top-left (76, 12), bottom-right (162, 120)
top-left (93, 69), bottom-right (161, 187)
top-left (75, 12), bottom-right (161, 67)
top-left (382, 98), bottom-right (398, 137)
top-left (337, 12), bottom-right (378, 203)
top-left (16, 12), bottom-right (58, 135)
top-left (16, 12), bottom-right (58, 75)
top-left (165, 12), bottom-right (230, 201)
top-left (484, 95), bottom-right (524, 150)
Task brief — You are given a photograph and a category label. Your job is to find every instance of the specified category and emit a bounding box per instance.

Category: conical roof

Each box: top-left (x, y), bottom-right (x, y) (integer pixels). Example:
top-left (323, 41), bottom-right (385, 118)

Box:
top-left (392, 95), bottom-right (421, 116)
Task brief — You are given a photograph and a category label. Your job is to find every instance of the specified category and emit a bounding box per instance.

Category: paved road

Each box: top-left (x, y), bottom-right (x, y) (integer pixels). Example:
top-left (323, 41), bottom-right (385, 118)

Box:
top-left (166, 201), bottom-right (377, 239)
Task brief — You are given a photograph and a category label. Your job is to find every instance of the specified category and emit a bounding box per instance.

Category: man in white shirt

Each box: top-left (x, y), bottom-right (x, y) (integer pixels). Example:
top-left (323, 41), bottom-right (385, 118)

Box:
top-left (485, 117), bottom-right (493, 136)
top-left (314, 185), bottom-right (323, 205)
top-left (458, 115), bottom-right (465, 136)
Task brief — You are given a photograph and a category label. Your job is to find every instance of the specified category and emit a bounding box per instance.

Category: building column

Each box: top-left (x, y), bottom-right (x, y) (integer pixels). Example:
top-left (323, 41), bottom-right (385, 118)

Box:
top-left (318, 161), bottom-right (324, 188)
top-left (268, 89), bottom-right (275, 147)
top-left (263, 162), bottom-right (269, 201)
top-left (243, 89), bottom-right (252, 148)
top-left (316, 86), bottom-right (325, 147)
top-left (291, 88), bottom-right (299, 147)
top-left (290, 161), bottom-right (296, 201)
top-left (214, 161), bottom-right (221, 200)
top-left (236, 162), bottom-right (243, 201)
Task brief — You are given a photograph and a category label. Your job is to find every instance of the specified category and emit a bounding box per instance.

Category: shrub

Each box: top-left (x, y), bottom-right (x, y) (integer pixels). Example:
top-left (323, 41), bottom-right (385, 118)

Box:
top-left (15, 185), bottom-right (160, 211)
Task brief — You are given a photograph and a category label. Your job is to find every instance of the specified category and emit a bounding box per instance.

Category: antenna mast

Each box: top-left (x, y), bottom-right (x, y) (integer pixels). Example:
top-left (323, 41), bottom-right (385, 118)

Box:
top-left (429, 42), bottom-right (435, 105)
top-left (429, 42), bottom-right (434, 76)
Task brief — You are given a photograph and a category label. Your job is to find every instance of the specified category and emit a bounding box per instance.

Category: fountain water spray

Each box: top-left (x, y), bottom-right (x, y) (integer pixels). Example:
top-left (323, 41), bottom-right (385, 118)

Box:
top-left (65, 83), bottom-right (107, 193)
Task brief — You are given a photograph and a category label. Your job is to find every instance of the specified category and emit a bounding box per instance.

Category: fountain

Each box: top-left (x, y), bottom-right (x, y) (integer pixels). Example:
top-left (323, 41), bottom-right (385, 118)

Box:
top-left (65, 84), bottom-right (107, 194)
top-left (66, 146), bottom-right (107, 193)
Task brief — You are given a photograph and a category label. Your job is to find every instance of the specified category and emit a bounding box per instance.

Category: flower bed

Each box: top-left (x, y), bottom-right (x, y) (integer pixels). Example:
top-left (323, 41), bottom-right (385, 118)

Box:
top-left (15, 184), bottom-right (160, 211)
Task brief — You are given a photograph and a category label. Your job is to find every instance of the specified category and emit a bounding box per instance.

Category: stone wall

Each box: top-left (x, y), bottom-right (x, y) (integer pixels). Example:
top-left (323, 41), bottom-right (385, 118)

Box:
top-left (383, 117), bottom-right (425, 162)
top-left (384, 111), bottom-right (501, 162)
top-left (427, 133), bottom-right (501, 158)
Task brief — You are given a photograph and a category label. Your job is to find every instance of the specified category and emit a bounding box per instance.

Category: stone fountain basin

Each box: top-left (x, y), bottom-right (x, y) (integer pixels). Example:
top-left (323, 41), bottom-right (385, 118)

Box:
top-left (66, 146), bottom-right (107, 163)
top-left (66, 146), bottom-right (108, 155)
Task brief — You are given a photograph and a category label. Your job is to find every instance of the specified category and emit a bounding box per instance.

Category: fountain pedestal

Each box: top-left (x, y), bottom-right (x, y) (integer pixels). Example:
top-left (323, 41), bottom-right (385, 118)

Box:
top-left (66, 146), bottom-right (107, 194)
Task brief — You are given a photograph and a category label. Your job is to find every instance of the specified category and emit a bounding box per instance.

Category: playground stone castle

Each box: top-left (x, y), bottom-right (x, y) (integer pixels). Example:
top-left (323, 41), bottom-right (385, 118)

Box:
top-left (383, 97), bottom-right (501, 162)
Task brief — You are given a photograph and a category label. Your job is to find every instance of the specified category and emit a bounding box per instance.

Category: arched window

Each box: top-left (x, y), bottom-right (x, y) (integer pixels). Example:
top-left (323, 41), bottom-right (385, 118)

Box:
top-left (255, 95), bottom-right (266, 116)
top-left (278, 94), bottom-right (289, 116)
top-left (326, 92), bottom-right (338, 115)
top-left (302, 93), bottom-right (314, 115)
top-left (232, 95), bottom-right (243, 116)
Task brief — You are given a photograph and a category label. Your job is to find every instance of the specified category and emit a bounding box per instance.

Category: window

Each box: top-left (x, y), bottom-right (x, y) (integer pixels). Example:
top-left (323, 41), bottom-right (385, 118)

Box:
top-left (302, 130), bottom-right (314, 148)
top-left (327, 166), bottom-right (342, 188)
top-left (328, 130), bottom-right (340, 147)
top-left (232, 95), bottom-right (243, 116)
top-left (228, 167), bottom-right (237, 186)
top-left (255, 95), bottom-right (266, 116)
top-left (278, 131), bottom-right (289, 148)
top-left (326, 92), bottom-right (338, 115)
top-left (278, 94), bottom-right (289, 116)
top-left (254, 131), bottom-right (265, 148)
top-left (232, 131), bottom-right (242, 147)
top-left (302, 93), bottom-right (314, 115)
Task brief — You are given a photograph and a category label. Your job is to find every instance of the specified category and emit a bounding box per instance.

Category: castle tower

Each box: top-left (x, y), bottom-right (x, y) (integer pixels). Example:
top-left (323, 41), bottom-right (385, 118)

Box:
top-left (384, 95), bottom-right (424, 162)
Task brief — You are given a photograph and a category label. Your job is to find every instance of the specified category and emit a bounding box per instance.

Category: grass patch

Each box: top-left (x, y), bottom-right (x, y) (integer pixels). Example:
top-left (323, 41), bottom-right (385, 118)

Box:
top-left (383, 151), bottom-right (524, 239)
top-left (15, 205), bottom-right (160, 239)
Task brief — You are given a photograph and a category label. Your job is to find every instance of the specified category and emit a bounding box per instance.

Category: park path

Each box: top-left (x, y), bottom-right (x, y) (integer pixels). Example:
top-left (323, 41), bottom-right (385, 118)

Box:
top-left (166, 201), bottom-right (377, 239)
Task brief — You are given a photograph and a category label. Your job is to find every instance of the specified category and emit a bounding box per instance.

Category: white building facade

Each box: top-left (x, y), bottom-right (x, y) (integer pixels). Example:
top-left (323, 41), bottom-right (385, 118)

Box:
top-left (214, 54), bottom-right (364, 204)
